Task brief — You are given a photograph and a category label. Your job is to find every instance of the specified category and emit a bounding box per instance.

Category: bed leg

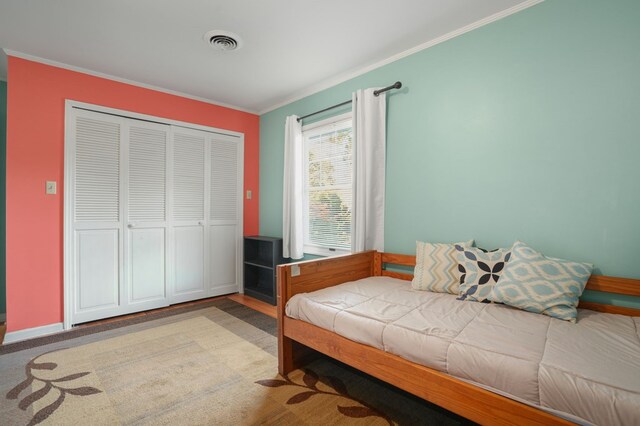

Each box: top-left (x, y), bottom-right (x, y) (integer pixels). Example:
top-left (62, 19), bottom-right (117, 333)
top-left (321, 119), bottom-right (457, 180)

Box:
top-left (278, 335), bottom-right (296, 375)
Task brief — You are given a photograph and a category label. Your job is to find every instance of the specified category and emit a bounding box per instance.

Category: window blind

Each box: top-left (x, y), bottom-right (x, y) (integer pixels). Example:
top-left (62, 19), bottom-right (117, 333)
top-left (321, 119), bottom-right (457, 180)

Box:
top-left (303, 118), bottom-right (353, 251)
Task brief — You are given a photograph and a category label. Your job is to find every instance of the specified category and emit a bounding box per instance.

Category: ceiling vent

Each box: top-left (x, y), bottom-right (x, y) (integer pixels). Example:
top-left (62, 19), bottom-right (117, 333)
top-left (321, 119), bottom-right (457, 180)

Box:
top-left (203, 30), bottom-right (243, 51)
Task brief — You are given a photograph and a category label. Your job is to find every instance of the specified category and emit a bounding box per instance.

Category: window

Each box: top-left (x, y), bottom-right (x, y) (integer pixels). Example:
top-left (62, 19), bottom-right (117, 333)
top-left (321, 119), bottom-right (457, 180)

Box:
top-left (302, 113), bottom-right (353, 256)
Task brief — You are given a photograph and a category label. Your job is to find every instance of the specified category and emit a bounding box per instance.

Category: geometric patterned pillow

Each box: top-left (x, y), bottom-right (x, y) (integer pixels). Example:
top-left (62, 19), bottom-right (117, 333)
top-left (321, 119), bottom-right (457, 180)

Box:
top-left (412, 240), bottom-right (474, 294)
top-left (487, 241), bottom-right (593, 322)
top-left (455, 245), bottom-right (511, 303)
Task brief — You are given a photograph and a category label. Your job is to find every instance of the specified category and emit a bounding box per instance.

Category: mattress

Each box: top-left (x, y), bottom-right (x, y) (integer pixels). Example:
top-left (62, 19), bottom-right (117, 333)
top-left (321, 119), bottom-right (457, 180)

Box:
top-left (285, 276), bottom-right (640, 426)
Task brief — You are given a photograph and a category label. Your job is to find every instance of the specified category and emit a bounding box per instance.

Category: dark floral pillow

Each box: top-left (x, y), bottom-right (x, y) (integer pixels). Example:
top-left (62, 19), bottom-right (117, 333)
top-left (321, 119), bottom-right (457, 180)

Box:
top-left (455, 245), bottom-right (511, 303)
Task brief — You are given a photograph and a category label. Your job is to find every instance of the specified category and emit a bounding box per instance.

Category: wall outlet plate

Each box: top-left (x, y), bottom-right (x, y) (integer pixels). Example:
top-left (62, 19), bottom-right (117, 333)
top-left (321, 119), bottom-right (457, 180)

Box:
top-left (291, 264), bottom-right (300, 277)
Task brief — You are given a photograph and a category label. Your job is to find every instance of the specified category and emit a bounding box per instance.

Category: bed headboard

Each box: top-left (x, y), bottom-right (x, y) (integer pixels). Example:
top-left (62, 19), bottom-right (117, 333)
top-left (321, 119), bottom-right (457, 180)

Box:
top-left (375, 252), bottom-right (640, 317)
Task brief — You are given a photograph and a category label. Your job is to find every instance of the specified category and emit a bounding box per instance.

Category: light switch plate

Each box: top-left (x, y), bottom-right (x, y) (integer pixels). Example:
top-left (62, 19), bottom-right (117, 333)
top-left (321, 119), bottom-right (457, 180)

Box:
top-left (46, 181), bottom-right (57, 195)
top-left (246, 190), bottom-right (252, 200)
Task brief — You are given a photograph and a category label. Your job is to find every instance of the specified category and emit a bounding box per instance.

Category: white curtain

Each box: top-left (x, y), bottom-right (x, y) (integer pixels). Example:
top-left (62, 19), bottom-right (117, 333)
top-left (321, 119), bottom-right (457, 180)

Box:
top-left (352, 89), bottom-right (386, 252)
top-left (282, 115), bottom-right (304, 259)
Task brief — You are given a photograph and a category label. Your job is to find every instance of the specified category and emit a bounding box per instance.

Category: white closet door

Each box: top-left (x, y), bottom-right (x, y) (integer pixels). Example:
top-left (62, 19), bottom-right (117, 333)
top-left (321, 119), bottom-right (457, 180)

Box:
top-left (209, 136), bottom-right (241, 295)
top-left (170, 128), bottom-right (207, 303)
top-left (125, 123), bottom-right (169, 311)
top-left (71, 110), bottom-right (124, 324)
top-left (66, 102), bottom-right (244, 327)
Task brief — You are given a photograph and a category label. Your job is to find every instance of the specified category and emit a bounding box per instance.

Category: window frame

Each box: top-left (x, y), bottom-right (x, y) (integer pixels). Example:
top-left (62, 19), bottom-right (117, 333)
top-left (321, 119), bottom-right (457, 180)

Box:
top-left (301, 112), bottom-right (353, 257)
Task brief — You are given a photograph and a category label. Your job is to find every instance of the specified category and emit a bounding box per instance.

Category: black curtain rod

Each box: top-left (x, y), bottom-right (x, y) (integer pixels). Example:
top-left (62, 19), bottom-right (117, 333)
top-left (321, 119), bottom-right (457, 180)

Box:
top-left (297, 81), bottom-right (402, 122)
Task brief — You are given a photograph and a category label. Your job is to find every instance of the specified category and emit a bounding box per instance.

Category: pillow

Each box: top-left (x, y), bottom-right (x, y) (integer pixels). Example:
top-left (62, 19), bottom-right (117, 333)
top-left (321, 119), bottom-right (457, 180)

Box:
top-left (487, 241), bottom-right (592, 322)
top-left (455, 245), bottom-right (511, 303)
top-left (412, 240), bottom-right (474, 294)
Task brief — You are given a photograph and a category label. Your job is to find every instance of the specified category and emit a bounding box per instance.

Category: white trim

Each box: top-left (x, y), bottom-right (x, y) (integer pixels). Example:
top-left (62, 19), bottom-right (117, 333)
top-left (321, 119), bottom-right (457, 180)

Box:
top-left (4, 50), bottom-right (258, 115)
top-left (63, 104), bottom-right (74, 330)
top-left (303, 245), bottom-right (350, 258)
top-left (3, 323), bottom-right (64, 344)
top-left (301, 112), bottom-right (354, 257)
top-left (66, 100), bottom-right (244, 138)
top-left (301, 111), bottom-right (352, 133)
top-left (259, 0), bottom-right (543, 114)
top-left (236, 135), bottom-right (245, 294)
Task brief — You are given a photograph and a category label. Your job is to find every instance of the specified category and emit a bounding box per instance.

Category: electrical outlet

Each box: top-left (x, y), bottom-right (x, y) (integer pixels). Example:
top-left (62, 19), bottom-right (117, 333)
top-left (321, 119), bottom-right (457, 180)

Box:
top-left (291, 264), bottom-right (300, 277)
top-left (46, 181), bottom-right (57, 195)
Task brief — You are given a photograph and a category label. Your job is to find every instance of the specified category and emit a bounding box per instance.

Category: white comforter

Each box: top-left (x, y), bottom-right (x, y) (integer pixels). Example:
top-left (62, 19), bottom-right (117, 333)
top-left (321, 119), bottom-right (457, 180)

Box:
top-left (285, 276), bottom-right (640, 426)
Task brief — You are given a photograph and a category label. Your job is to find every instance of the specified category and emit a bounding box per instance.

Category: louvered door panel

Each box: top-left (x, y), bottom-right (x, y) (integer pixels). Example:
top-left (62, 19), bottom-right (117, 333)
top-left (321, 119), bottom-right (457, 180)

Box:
top-left (72, 112), bottom-right (123, 325)
top-left (208, 137), bottom-right (239, 295)
top-left (128, 126), bottom-right (167, 221)
top-left (174, 132), bottom-right (205, 221)
top-left (171, 129), bottom-right (207, 303)
top-left (126, 123), bottom-right (168, 308)
top-left (75, 117), bottom-right (120, 222)
top-left (210, 139), bottom-right (238, 221)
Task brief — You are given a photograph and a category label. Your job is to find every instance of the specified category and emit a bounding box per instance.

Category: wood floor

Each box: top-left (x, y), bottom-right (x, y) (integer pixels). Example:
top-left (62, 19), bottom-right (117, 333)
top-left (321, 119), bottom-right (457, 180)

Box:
top-left (227, 294), bottom-right (277, 318)
top-left (0, 293), bottom-right (276, 346)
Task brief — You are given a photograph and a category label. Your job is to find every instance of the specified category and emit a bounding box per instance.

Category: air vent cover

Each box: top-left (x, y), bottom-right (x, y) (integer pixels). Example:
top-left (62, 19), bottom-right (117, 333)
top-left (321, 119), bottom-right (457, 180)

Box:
top-left (203, 30), bottom-right (243, 51)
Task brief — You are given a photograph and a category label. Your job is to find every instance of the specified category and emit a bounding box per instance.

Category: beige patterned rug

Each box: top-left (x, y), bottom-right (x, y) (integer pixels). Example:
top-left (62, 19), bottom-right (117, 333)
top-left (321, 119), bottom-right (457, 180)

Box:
top-left (0, 300), bottom-right (472, 425)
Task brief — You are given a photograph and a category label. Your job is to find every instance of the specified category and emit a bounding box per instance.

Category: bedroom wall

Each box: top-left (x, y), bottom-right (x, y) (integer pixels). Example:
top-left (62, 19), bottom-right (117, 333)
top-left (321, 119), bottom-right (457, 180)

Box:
top-left (5, 57), bottom-right (260, 333)
top-left (259, 0), bottom-right (640, 308)
top-left (0, 80), bottom-right (6, 317)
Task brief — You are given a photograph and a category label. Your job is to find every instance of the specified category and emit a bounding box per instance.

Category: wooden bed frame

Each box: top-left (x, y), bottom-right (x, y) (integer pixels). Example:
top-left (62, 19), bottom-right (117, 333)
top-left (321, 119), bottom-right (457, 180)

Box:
top-left (276, 251), bottom-right (640, 426)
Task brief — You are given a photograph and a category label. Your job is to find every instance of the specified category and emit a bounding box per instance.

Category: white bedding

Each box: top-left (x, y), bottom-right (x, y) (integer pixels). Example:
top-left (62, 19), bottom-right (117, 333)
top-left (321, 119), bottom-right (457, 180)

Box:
top-left (285, 276), bottom-right (640, 426)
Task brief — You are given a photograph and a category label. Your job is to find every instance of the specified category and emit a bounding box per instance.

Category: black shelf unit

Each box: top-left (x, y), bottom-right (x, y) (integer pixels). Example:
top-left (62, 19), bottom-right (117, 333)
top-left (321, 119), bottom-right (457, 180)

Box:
top-left (243, 236), bottom-right (287, 305)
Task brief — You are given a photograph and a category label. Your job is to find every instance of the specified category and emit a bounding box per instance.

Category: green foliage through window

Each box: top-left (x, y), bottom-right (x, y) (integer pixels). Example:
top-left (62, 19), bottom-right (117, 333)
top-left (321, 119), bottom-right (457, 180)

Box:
top-left (304, 120), bottom-right (353, 251)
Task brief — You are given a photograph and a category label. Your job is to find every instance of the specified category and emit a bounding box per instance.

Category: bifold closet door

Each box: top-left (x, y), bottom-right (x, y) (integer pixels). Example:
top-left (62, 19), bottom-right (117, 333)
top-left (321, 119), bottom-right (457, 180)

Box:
top-left (68, 105), bottom-right (242, 325)
top-left (171, 128), bottom-right (208, 304)
top-left (170, 129), bottom-right (242, 302)
top-left (70, 109), bottom-right (170, 325)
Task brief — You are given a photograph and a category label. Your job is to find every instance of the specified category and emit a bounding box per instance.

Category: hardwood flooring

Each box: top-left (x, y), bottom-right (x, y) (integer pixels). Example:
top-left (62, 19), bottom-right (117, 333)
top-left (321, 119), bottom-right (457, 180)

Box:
top-left (0, 293), bottom-right (275, 346)
top-left (227, 294), bottom-right (276, 318)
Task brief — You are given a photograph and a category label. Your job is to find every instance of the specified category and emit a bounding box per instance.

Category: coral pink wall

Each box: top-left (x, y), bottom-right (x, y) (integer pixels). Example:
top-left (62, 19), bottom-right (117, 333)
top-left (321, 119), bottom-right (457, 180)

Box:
top-left (6, 57), bottom-right (260, 332)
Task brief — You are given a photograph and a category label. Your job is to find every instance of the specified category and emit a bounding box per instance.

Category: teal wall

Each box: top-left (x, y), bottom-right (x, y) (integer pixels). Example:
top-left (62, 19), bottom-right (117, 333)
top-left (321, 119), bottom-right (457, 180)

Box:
top-left (0, 79), bottom-right (6, 315)
top-left (259, 0), bottom-right (640, 307)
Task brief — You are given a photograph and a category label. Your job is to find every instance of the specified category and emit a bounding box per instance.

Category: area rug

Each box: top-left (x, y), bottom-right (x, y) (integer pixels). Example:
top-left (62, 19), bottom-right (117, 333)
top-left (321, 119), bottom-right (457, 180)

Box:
top-left (0, 300), bottom-right (472, 425)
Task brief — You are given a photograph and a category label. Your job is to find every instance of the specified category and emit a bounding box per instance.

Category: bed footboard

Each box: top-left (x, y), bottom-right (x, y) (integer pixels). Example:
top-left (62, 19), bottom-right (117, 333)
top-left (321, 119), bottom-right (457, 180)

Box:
top-left (276, 251), bottom-right (376, 374)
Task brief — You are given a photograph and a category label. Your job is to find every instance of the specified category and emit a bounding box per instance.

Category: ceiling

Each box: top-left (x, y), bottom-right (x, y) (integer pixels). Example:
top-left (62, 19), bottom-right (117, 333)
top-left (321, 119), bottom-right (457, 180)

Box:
top-left (0, 0), bottom-right (537, 113)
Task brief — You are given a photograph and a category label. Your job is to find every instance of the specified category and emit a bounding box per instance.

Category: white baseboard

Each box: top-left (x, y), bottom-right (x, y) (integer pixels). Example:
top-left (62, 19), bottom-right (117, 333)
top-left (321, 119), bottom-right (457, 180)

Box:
top-left (3, 322), bottom-right (64, 344)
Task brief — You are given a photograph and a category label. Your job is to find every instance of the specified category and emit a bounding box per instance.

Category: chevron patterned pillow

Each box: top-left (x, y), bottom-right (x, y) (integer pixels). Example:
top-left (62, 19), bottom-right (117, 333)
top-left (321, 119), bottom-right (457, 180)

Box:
top-left (487, 241), bottom-right (592, 322)
top-left (412, 240), bottom-right (474, 294)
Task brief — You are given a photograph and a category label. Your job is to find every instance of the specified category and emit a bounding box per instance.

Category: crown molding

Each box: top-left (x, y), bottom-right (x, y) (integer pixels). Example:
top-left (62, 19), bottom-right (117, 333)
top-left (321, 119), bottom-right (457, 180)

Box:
top-left (4, 50), bottom-right (258, 115)
top-left (259, 0), bottom-right (543, 115)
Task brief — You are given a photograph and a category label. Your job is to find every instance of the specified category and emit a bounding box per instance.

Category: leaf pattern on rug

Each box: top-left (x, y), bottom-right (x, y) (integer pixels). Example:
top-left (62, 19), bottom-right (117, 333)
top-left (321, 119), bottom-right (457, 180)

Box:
top-left (256, 368), bottom-right (393, 425)
top-left (5, 350), bottom-right (102, 426)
